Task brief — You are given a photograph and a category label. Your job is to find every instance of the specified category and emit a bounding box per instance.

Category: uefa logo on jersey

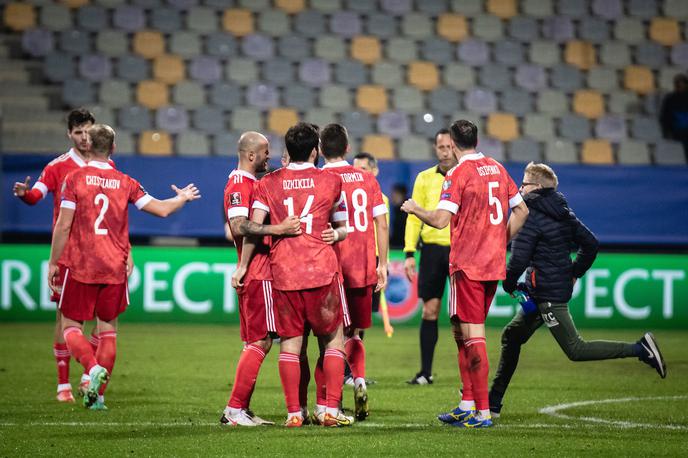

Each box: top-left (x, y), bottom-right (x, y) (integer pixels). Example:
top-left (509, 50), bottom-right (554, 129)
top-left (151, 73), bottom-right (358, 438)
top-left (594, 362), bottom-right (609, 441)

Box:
top-left (384, 260), bottom-right (420, 322)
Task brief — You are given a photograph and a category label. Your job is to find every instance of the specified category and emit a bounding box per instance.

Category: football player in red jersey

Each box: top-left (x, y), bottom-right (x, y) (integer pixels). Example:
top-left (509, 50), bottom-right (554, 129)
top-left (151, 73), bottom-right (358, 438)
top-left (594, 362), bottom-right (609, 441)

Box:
top-left (221, 131), bottom-right (301, 426)
top-left (233, 122), bottom-right (352, 427)
top-left (11, 108), bottom-right (125, 402)
top-left (47, 124), bottom-right (200, 410)
top-left (402, 119), bottom-right (529, 428)
top-left (318, 124), bottom-right (388, 422)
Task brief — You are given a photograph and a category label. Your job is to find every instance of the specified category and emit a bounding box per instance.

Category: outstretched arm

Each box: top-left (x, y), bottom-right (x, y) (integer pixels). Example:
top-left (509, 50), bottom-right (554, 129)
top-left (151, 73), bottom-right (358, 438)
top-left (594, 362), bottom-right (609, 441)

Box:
top-left (13, 176), bottom-right (43, 205)
top-left (48, 207), bottom-right (75, 292)
top-left (400, 199), bottom-right (452, 229)
top-left (141, 183), bottom-right (201, 217)
top-left (507, 201), bottom-right (529, 243)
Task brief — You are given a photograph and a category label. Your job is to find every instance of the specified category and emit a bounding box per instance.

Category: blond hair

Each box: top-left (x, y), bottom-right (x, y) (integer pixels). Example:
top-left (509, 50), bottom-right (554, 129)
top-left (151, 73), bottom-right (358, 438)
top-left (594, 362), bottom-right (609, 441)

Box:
top-left (88, 124), bottom-right (115, 156)
top-left (524, 162), bottom-right (558, 188)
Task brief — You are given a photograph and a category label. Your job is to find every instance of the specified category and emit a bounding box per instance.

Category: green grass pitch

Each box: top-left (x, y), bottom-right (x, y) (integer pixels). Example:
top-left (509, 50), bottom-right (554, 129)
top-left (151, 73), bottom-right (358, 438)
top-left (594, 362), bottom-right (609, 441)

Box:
top-left (1, 323), bottom-right (686, 456)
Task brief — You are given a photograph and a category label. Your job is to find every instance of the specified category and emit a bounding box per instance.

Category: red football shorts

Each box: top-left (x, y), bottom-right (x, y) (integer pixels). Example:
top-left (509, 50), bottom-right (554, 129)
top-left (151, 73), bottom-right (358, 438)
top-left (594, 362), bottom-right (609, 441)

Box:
top-left (272, 277), bottom-right (349, 338)
top-left (345, 286), bottom-right (373, 330)
top-left (448, 270), bottom-right (498, 324)
top-left (238, 279), bottom-right (277, 343)
top-left (58, 269), bottom-right (129, 322)
top-left (51, 265), bottom-right (65, 303)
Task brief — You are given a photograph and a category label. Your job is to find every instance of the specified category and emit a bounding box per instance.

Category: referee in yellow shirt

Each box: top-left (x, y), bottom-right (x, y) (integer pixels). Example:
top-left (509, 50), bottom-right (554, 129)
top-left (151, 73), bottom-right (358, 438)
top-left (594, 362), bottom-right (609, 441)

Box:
top-left (404, 129), bottom-right (457, 385)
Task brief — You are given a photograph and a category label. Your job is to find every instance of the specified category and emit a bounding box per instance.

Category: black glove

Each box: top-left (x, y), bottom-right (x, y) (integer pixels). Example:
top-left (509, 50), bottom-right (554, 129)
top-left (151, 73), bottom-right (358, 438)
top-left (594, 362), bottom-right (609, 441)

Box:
top-left (502, 278), bottom-right (516, 295)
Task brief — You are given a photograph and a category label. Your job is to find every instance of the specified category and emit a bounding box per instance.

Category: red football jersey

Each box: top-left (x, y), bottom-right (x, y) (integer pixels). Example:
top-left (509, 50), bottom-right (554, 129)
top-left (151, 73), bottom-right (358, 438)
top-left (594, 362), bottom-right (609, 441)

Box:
top-left (322, 161), bottom-right (387, 288)
top-left (33, 149), bottom-right (114, 227)
top-left (436, 152), bottom-right (523, 281)
top-left (59, 161), bottom-right (150, 284)
top-left (252, 162), bottom-right (346, 291)
top-left (223, 169), bottom-right (271, 281)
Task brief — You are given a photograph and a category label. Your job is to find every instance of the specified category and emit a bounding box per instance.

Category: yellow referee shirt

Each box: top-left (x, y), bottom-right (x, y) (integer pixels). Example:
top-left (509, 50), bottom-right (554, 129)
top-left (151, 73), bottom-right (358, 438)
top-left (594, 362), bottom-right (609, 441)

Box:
top-left (404, 165), bottom-right (451, 253)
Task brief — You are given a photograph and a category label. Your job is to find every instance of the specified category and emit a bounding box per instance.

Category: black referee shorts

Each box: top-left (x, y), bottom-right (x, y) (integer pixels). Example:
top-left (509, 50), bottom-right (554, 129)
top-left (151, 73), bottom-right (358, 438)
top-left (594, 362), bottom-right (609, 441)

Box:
top-left (417, 243), bottom-right (450, 302)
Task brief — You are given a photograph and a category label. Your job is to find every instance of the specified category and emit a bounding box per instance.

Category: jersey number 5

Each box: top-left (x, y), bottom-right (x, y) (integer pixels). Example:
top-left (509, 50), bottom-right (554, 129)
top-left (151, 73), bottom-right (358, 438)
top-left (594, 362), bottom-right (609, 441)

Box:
top-left (94, 193), bottom-right (109, 235)
top-left (488, 182), bottom-right (503, 225)
top-left (283, 195), bottom-right (314, 234)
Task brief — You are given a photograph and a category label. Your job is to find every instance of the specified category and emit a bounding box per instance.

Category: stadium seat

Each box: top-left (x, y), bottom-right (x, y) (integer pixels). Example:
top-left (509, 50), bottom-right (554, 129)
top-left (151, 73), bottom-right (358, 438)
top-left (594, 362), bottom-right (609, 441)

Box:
top-left (338, 58), bottom-right (372, 88)
top-left (472, 14), bottom-right (504, 42)
top-left (223, 9), bottom-right (254, 37)
top-left (59, 29), bottom-right (91, 55)
top-left (112, 5), bottom-right (145, 32)
top-left (156, 106), bottom-right (189, 133)
top-left (542, 16), bottom-right (574, 42)
top-left (416, 0), bottom-right (449, 15)
top-left (278, 34), bottom-right (311, 61)
top-left (377, 111), bottom-right (410, 138)
top-left (399, 135), bottom-right (431, 160)
top-left (113, 130), bottom-right (135, 155)
top-left (617, 140), bottom-right (651, 164)
top-left (151, 8), bottom-right (183, 33)
top-left (476, 136), bottom-right (505, 162)
top-left (579, 17), bottom-right (610, 44)
top-left (256, 10), bottom-right (289, 37)
top-left (76, 6), bottom-right (108, 32)
top-left (263, 58), bottom-right (295, 86)
top-left (544, 140), bottom-right (578, 163)
top-left (420, 37), bottom-right (453, 64)
top-left (599, 41), bottom-right (631, 67)
top-left (170, 31), bottom-right (202, 58)
top-left (321, 85), bottom-right (352, 110)
top-left (401, 13), bottom-right (432, 39)
top-left (62, 79), bottom-right (95, 107)
top-left (187, 7), bottom-right (217, 33)
top-left (213, 131), bottom-right (241, 156)
top-left (523, 0), bottom-right (552, 16)
top-left (139, 131), bottom-right (173, 156)
top-left (371, 61), bottom-right (401, 86)
top-left (508, 16), bottom-right (539, 42)
top-left (304, 107), bottom-right (336, 126)
top-left (444, 63), bottom-right (476, 90)
top-left (331, 11), bottom-right (362, 38)
top-left (592, 0), bottom-right (622, 19)
top-left (22, 28), bottom-right (53, 57)
top-left (153, 55), bottom-right (185, 85)
top-left (551, 64), bottom-right (583, 91)
top-left (458, 39), bottom-right (489, 66)
top-left (230, 107), bottom-right (264, 132)
top-left (79, 54), bottom-right (112, 82)
top-left (494, 40), bottom-right (524, 66)
top-left (283, 84), bottom-right (315, 110)
top-left (241, 33), bottom-right (275, 61)
top-left (39, 3), bottom-right (72, 31)
top-left (595, 115), bottom-right (627, 142)
top-left (387, 37), bottom-right (419, 62)
top-left (246, 83), bottom-right (279, 109)
top-left (189, 56), bottom-right (222, 85)
top-left (314, 35), bottom-right (346, 61)
top-left (226, 58), bottom-right (259, 84)
top-left (665, 0), bottom-right (688, 18)
top-left (523, 114), bottom-right (555, 141)
top-left (116, 55), bottom-right (149, 82)
top-left (649, 17), bottom-right (680, 46)
top-left (381, 0), bottom-right (413, 15)
top-left (659, 67), bottom-right (684, 92)
top-left (192, 106), bottom-right (226, 134)
top-left (294, 10), bottom-right (326, 37)
top-left (581, 139), bottom-right (614, 164)
top-left (464, 88), bottom-right (497, 114)
top-left (573, 90), bottom-right (605, 119)
top-left (355, 85), bottom-right (387, 114)
top-left (299, 59), bottom-right (331, 87)
top-left (172, 81), bottom-right (205, 109)
top-left (414, 112), bottom-right (447, 138)
top-left (559, 114), bottom-right (591, 141)
top-left (558, 0), bottom-right (587, 17)
top-left (267, 108), bottom-right (298, 136)
top-left (133, 31), bottom-right (165, 59)
top-left (478, 64), bottom-right (511, 91)
top-left (654, 140), bottom-right (686, 165)
top-left (515, 64), bottom-right (547, 92)
top-left (587, 67), bottom-right (618, 93)
top-left (614, 18), bottom-right (644, 43)
top-left (508, 138), bottom-right (542, 163)
top-left (630, 116), bottom-right (663, 143)
top-left (565, 41), bottom-right (596, 70)
top-left (118, 105), bottom-right (153, 133)
top-left (275, 0), bottom-right (305, 14)
top-left (341, 110), bottom-right (374, 138)
top-left (136, 80), bottom-right (169, 109)
top-left (487, 0), bottom-right (517, 19)
top-left (437, 13), bottom-right (468, 42)
top-left (671, 43), bottom-right (688, 67)
top-left (177, 132), bottom-right (211, 156)
top-left (624, 66), bottom-right (655, 95)
top-left (361, 134), bottom-right (395, 159)
top-left (209, 82), bottom-right (242, 109)
top-left (501, 89), bottom-right (533, 116)
top-left (537, 89), bottom-right (568, 114)
top-left (628, 0), bottom-right (657, 18)
top-left (351, 36), bottom-right (381, 65)
top-left (487, 113), bottom-right (519, 142)
top-left (365, 12), bottom-right (397, 38)
top-left (429, 86), bottom-right (460, 116)
top-left (392, 86), bottom-right (424, 112)
top-left (408, 61), bottom-right (439, 91)
top-left (636, 42), bottom-right (667, 70)
top-left (238, 0), bottom-right (270, 12)
top-left (206, 32), bottom-right (237, 58)
top-left (95, 30), bottom-right (128, 57)
top-left (4, 2), bottom-right (36, 31)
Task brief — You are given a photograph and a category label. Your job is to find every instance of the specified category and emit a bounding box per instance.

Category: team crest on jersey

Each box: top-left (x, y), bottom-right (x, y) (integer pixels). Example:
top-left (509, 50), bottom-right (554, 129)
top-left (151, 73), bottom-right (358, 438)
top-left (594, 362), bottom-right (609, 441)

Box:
top-left (441, 193), bottom-right (451, 199)
top-left (442, 180), bottom-right (451, 190)
top-left (230, 192), bottom-right (242, 206)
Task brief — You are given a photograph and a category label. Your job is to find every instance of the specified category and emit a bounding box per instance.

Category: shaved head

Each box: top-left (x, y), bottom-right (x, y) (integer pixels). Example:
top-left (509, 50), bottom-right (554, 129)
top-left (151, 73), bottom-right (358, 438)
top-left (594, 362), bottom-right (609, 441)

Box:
top-left (237, 131), bottom-right (270, 174)
top-left (238, 131), bottom-right (268, 156)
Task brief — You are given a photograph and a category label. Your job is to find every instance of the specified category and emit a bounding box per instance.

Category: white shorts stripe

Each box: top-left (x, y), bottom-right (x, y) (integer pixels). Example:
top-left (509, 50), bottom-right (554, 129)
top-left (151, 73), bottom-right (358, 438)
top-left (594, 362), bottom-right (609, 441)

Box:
top-left (264, 280), bottom-right (276, 333)
top-left (57, 268), bottom-right (69, 310)
top-left (337, 277), bottom-right (350, 327)
top-left (448, 274), bottom-right (455, 317)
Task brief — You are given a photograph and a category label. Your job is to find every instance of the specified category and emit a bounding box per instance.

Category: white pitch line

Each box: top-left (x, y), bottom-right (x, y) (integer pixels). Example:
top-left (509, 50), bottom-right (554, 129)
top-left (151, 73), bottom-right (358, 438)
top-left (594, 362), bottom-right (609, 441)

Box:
top-left (539, 395), bottom-right (688, 430)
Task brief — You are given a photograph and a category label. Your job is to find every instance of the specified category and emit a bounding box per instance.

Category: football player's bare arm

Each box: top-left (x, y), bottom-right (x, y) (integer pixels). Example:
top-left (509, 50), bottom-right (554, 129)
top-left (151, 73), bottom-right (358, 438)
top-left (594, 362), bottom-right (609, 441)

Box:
top-left (231, 208), bottom-right (267, 288)
top-left (141, 183), bottom-right (201, 217)
top-left (374, 214), bottom-right (389, 292)
top-left (507, 201), bottom-right (529, 243)
top-left (48, 207), bottom-right (75, 292)
top-left (400, 199), bottom-right (452, 229)
top-left (230, 214), bottom-right (301, 237)
top-left (321, 220), bottom-right (347, 244)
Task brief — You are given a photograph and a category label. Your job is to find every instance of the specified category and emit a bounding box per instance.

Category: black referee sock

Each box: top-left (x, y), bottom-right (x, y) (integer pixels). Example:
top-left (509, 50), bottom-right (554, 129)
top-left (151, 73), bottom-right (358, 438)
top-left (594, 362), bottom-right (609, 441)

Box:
top-left (420, 319), bottom-right (438, 377)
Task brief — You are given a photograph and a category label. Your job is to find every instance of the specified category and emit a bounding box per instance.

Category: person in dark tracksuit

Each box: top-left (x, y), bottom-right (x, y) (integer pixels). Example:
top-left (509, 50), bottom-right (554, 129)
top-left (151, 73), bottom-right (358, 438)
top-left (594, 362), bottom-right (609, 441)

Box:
top-left (488, 162), bottom-right (667, 418)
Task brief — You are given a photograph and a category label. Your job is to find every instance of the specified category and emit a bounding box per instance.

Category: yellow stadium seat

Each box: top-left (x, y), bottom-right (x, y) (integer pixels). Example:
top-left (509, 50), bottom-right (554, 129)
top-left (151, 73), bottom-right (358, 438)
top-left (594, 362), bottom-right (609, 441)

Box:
top-left (408, 61), bottom-right (439, 91)
top-left (351, 36), bottom-right (381, 65)
top-left (437, 13), bottom-right (468, 42)
top-left (573, 90), bottom-right (605, 119)
top-left (223, 9), bottom-right (254, 37)
top-left (61, 0), bottom-right (89, 8)
top-left (268, 108), bottom-right (299, 136)
top-left (136, 80), bottom-right (169, 109)
top-left (139, 131), bottom-right (173, 156)
top-left (487, 113), bottom-right (520, 142)
top-left (649, 18), bottom-right (680, 46)
top-left (565, 41), bottom-right (596, 70)
top-left (581, 139), bottom-right (614, 164)
top-left (153, 55), bottom-right (185, 85)
top-left (624, 66), bottom-right (655, 95)
top-left (133, 31), bottom-right (165, 59)
top-left (362, 135), bottom-right (395, 159)
top-left (356, 85), bottom-right (388, 115)
top-left (275, 0), bottom-right (304, 14)
top-left (4, 3), bottom-right (36, 31)
top-left (487, 0), bottom-right (517, 19)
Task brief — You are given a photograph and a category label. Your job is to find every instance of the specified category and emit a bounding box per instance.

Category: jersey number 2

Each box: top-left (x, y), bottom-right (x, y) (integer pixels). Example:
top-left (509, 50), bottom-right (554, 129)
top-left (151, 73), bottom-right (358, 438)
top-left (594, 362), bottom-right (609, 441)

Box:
top-left (94, 193), bottom-right (109, 235)
top-left (488, 182), bottom-right (503, 225)
top-left (283, 195), bottom-right (314, 234)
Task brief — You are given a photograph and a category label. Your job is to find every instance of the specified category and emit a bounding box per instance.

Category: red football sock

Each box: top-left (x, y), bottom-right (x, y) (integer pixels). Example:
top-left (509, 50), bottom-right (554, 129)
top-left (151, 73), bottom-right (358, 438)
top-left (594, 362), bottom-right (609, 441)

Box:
top-left (465, 337), bottom-right (489, 411)
top-left (278, 352), bottom-right (301, 414)
top-left (53, 342), bottom-right (71, 387)
top-left (314, 355), bottom-right (326, 406)
top-left (88, 328), bottom-right (100, 353)
top-left (95, 331), bottom-right (117, 395)
top-left (344, 336), bottom-right (366, 380)
top-left (63, 327), bottom-right (97, 374)
top-left (323, 349), bottom-right (345, 409)
top-left (299, 353), bottom-right (310, 409)
top-left (457, 338), bottom-right (474, 402)
top-left (228, 344), bottom-right (266, 409)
